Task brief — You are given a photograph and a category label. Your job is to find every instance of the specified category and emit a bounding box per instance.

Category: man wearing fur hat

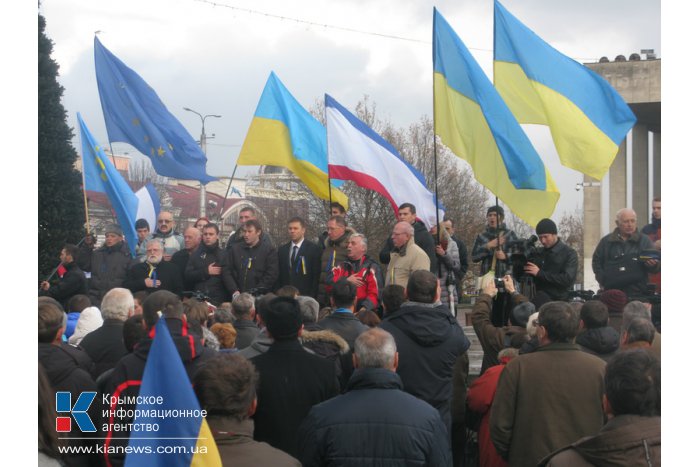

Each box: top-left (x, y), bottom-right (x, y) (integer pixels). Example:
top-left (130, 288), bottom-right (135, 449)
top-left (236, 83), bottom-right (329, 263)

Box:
top-left (523, 218), bottom-right (579, 302)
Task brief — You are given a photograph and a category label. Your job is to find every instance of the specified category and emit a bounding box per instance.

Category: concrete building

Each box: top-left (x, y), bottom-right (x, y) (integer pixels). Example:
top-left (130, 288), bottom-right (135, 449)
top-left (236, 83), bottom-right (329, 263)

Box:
top-left (582, 53), bottom-right (660, 290)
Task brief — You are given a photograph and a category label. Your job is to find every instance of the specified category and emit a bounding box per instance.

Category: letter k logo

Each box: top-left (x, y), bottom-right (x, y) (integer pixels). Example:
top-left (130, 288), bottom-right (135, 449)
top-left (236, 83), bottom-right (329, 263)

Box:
top-left (56, 392), bottom-right (97, 433)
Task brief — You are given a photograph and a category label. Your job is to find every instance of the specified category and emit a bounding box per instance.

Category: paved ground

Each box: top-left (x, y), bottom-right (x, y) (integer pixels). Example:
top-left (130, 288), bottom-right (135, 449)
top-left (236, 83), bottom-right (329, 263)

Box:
top-left (456, 303), bottom-right (483, 379)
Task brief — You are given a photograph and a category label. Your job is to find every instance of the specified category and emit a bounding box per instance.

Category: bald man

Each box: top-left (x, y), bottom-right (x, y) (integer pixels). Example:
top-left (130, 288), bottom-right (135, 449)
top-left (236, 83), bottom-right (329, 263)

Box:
top-left (385, 221), bottom-right (430, 289)
top-left (592, 208), bottom-right (659, 298)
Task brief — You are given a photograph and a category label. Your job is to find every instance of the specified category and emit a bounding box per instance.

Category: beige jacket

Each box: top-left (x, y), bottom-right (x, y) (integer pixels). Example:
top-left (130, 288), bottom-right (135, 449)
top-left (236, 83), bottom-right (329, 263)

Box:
top-left (385, 238), bottom-right (430, 288)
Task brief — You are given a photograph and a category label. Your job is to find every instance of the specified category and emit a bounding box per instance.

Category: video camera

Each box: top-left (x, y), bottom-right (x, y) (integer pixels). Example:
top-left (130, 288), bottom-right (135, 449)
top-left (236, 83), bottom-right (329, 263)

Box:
top-left (508, 235), bottom-right (541, 282)
top-left (183, 290), bottom-right (212, 302)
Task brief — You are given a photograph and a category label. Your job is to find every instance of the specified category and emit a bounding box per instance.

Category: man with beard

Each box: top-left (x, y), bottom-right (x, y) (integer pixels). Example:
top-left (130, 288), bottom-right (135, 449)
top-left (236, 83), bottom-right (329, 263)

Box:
top-left (380, 203), bottom-right (437, 273)
top-left (124, 240), bottom-right (183, 297)
top-left (185, 223), bottom-right (235, 305)
top-left (88, 223), bottom-right (132, 306)
top-left (225, 219), bottom-right (279, 295)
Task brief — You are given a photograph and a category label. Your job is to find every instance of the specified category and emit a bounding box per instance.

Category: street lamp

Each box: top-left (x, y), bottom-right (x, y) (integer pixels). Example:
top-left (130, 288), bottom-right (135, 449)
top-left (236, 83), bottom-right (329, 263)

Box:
top-left (184, 107), bottom-right (221, 218)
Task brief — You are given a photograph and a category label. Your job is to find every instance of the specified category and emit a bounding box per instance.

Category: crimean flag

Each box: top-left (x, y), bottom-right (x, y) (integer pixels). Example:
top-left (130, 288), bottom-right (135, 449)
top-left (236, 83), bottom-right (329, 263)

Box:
top-left (433, 8), bottom-right (559, 226)
top-left (237, 72), bottom-right (348, 209)
top-left (325, 94), bottom-right (444, 229)
top-left (125, 317), bottom-right (221, 467)
top-left (494, 0), bottom-right (636, 180)
top-left (78, 113), bottom-right (139, 256)
top-left (94, 37), bottom-right (216, 184)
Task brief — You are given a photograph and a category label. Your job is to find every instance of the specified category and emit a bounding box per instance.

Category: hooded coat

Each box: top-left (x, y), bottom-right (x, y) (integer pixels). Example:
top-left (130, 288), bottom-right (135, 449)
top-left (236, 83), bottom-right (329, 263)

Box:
top-left (540, 415), bottom-right (660, 467)
top-left (575, 326), bottom-right (620, 362)
top-left (379, 301), bottom-right (470, 430)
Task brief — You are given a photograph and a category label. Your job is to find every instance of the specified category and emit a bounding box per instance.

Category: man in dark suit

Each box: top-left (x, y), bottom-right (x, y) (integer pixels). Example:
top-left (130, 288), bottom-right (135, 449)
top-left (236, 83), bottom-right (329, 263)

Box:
top-left (251, 296), bottom-right (339, 458)
top-left (276, 217), bottom-right (322, 297)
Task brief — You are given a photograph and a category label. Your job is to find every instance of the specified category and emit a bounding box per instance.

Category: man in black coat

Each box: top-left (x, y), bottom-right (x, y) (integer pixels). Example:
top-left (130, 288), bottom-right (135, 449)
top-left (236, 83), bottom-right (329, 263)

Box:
top-left (40, 243), bottom-right (87, 309)
top-left (225, 219), bottom-right (279, 295)
top-left (251, 296), bottom-right (339, 458)
top-left (124, 240), bottom-right (183, 297)
top-left (88, 223), bottom-right (133, 305)
top-left (79, 287), bottom-right (134, 378)
top-left (317, 280), bottom-right (368, 351)
top-left (298, 328), bottom-right (450, 466)
top-left (523, 218), bottom-right (579, 301)
top-left (380, 270), bottom-right (470, 432)
top-left (277, 217), bottom-right (322, 297)
top-left (38, 298), bottom-right (99, 467)
top-left (379, 203), bottom-right (437, 273)
top-left (184, 223), bottom-right (234, 305)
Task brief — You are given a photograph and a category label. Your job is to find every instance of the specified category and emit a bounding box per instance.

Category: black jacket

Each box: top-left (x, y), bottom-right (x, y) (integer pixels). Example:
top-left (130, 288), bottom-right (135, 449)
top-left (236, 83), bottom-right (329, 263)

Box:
top-left (171, 246), bottom-right (197, 290)
top-left (592, 228), bottom-right (659, 297)
top-left (39, 343), bottom-right (99, 467)
top-left (251, 339), bottom-right (339, 458)
top-left (233, 319), bottom-right (260, 350)
top-left (40, 261), bottom-right (87, 308)
top-left (225, 239), bottom-right (279, 294)
top-left (123, 259), bottom-right (184, 297)
top-left (89, 241), bottom-right (132, 305)
top-left (277, 239), bottom-right (322, 296)
top-left (380, 219), bottom-right (437, 273)
top-left (298, 368), bottom-right (451, 467)
top-left (102, 317), bottom-right (216, 467)
top-left (184, 244), bottom-right (234, 305)
top-left (317, 311), bottom-right (369, 351)
top-left (379, 301), bottom-right (469, 431)
top-left (575, 326), bottom-right (620, 362)
top-left (531, 239), bottom-right (578, 300)
top-left (78, 319), bottom-right (128, 378)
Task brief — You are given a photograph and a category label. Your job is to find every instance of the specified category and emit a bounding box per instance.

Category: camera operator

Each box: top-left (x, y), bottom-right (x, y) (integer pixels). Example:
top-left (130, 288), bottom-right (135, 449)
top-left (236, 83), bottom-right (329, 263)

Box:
top-left (522, 218), bottom-right (578, 302)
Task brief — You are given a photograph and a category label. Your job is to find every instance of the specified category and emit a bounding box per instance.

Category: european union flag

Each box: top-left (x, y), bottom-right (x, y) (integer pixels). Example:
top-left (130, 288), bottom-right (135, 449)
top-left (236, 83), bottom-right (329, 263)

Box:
top-left (94, 37), bottom-right (216, 184)
top-left (78, 113), bottom-right (139, 256)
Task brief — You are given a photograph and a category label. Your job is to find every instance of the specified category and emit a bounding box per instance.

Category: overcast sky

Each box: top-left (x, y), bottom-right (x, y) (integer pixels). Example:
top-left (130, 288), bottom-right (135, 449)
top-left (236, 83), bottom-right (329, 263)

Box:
top-left (39, 0), bottom-right (660, 220)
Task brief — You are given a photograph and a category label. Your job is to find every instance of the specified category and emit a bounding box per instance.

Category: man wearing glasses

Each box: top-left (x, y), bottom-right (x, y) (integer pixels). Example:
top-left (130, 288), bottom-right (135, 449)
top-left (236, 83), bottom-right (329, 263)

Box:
top-left (385, 221), bottom-right (430, 289)
top-left (152, 211), bottom-right (184, 261)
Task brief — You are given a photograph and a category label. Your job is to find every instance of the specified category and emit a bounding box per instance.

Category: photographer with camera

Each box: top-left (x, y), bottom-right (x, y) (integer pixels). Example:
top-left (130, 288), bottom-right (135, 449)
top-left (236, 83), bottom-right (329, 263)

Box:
top-left (592, 208), bottom-right (659, 298)
top-left (521, 218), bottom-right (578, 302)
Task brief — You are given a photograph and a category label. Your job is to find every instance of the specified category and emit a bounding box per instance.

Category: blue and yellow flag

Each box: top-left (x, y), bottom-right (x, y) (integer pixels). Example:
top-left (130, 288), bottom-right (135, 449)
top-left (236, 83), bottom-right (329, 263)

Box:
top-left (433, 8), bottom-right (558, 226)
top-left (78, 113), bottom-right (138, 256)
top-left (94, 37), bottom-right (216, 184)
top-left (494, 0), bottom-right (636, 180)
top-left (237, 72), bottom-right (348, 209)
top-left (125, 318), bottom-right (221, 467)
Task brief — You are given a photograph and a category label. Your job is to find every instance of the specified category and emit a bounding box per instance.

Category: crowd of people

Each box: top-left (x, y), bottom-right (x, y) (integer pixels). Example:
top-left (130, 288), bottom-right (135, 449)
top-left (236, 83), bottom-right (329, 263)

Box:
top-left (38, 199), bottom-right (661, 466)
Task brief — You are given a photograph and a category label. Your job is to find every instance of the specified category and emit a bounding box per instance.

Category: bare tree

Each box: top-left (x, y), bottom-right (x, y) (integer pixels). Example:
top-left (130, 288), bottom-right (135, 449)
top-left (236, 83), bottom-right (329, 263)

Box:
top-left (558, 209), bottom-right (584, 283)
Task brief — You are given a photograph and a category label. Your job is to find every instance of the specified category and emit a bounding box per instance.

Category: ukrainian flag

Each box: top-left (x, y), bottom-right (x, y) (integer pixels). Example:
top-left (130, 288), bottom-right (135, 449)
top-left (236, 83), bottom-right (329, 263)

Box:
top-left (433, 8), bottom-right (559, 227)
top-left (494, 0), bottom-right (636, 180)
top-left (237, 72), bottom-right (348, 209)
top-left (125, 318), bottom-right (221, 467)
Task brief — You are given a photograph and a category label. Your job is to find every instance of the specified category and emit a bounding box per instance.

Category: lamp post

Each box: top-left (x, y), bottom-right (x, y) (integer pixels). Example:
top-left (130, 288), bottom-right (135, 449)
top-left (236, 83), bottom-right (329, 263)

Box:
top-left (184, 107), bottom-right (221, 218)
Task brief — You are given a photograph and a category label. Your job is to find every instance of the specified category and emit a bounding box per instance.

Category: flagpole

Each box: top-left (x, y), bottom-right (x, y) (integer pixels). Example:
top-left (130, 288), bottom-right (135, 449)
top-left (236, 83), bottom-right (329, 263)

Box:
top-left (79, 129), bottom-right (92, 236)
top-left (219, 163), bottom-right (239, 231)
top-left (325, 99), bottom-right (333, 216)
top-left (431, 25), bottom-right (443, 279)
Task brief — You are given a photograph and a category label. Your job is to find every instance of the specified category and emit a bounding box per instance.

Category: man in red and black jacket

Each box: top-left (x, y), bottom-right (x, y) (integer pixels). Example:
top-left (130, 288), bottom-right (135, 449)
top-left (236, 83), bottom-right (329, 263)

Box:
top-left (328, 233), bottom-right (383, 312)
top-left (100, 290), bottom-right (215, 467)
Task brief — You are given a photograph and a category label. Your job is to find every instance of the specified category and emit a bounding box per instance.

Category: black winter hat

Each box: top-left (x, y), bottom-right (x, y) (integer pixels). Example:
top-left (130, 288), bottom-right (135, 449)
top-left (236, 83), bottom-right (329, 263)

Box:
top-left (487, 205), bottom-right (504, 218)
top-left (510, 301), bottom-right (536, 328)
top-left (536, 218), bottom-right (557, 235)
